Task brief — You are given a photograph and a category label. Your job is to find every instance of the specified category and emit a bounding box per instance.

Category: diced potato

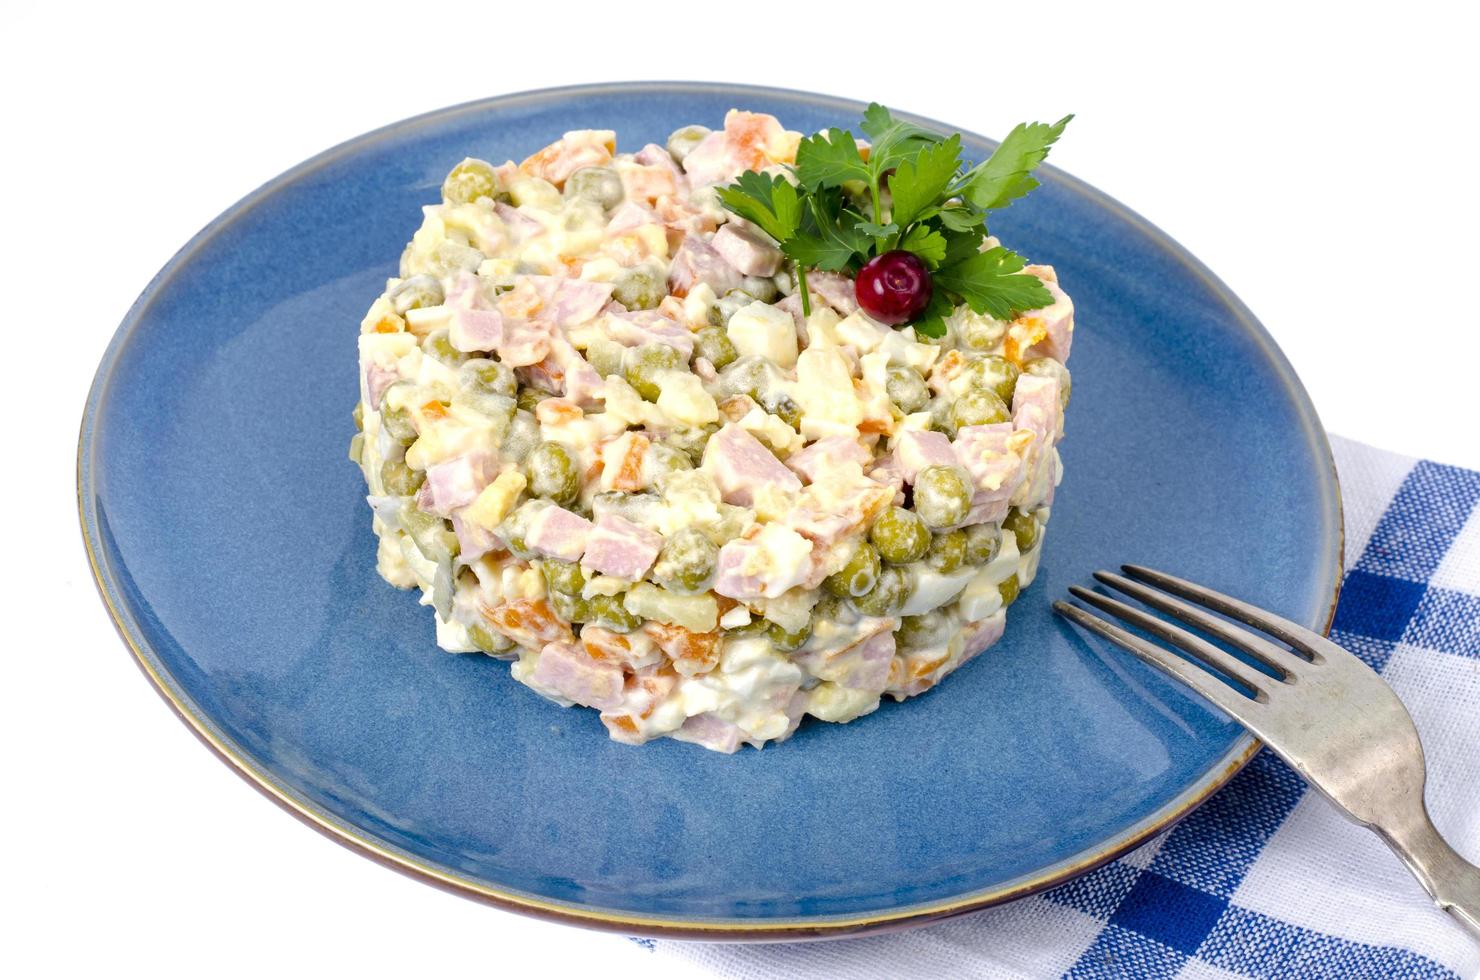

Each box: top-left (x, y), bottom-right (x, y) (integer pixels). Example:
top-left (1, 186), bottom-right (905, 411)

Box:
top-left (727, 301), bottom-right (798, 368)
top-left (624, 583), bottom-right (719, 633)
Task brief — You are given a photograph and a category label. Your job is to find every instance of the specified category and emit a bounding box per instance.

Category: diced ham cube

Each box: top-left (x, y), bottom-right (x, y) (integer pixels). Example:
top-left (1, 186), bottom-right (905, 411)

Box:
top-left (808, 271), bottom-right (859, 316)
top-left (544, 279), bottom-right (614, 329)
top-left (786, 480), bottom-right (893, 547)
top-left (711, 223), bottom-right (782, 277)
top-left (524, 505), bottom-right (593, 562)
top-left (606, 201), bottom-right (661, 234)
top-left (449, 306), bottom-right (506, 353)
top-left (633, 143), bottom-right (684, 181)
top-left (602, 309), bottom-right (695, 360)
top-left (581, 513), bottom-right (663, 580)
top-left (1023, 270), bottom-right (1074, 362)
top-left (365, 362), bottom-right (399, 410)
top-left (1012, 374), bottom-right (1062, 447)
top-left (962, 614), bottom-right (1007, 660)
top-left (712, 525), bottom-right (814, 600)
top-left (795, 627), bottom-right (895, 695)
top-left (519, 129), bottom-right (615, 187)
top-left (451, 513), bottom-right (502, 564)
top-left (679, 110), bottom-right (800, 188)
top-left (493, 201), bottom-right (545, 243)
top-left (529, 640), bottom-right (625, 710)
top-left (893, 430), bottom-right (957, 482)
top-left (421, 452), bottom-right (498, 516)
top-left (784, 436), bottom-right (871, 483)
top-left (702, 424), bottom-right (802, 506)
top-left (954, 423), bottom-right (1027, 498)
top-left (671, 713), bottom-right (745, 753)
top-left (667, 236), bottom-right (741, 298)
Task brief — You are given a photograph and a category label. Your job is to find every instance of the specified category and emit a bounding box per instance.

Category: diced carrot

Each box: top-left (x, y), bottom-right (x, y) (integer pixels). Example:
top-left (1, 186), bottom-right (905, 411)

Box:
top-left (420, 400), bottom-right (449, 421)
top-left (372, 314), bottom-right (404, 334)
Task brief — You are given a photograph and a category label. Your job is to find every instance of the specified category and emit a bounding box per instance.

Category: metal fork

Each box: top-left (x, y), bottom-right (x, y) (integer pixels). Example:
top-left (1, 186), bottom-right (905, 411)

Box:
top-left (1055, 565), bottom-right (1480, 939)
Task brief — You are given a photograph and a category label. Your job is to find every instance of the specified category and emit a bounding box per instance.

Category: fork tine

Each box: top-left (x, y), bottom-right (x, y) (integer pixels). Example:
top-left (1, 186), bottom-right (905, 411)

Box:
top-left (1053, 601), bottom-right (1262, 723)
top-left (1067, 587), bottom-right (1273, 698)
top-left (1121, 565), bottom-right (1328, 662)
top-left (1092, 571), bottom-right (1307, 679)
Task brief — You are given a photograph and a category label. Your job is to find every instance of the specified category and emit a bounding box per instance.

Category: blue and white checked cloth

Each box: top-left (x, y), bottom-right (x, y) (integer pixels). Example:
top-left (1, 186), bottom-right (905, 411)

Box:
top-left (643, 437), bottom-right (1480, 978)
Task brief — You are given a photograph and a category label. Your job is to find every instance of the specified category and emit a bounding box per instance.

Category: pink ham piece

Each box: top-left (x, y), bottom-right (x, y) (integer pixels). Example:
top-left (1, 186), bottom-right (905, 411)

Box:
top-left (365, 363), bottom-right (399, 410)
top-left (524, 505), bottom-right (594, 562)
top-left (711, 223), bottom-right (782, 277)
top-left (962, 614), bottom-right (1007, 660)
top-left (580, 514), bottom-right (663, 580)
top-left (667, 236), bottom-right (741, 298)
top-left (670, 713), bottom-right (746, 754)
top-left (808, 271), bottom-right (859, 316)
top-left (449, 306), bottom-right (506, 353)
top-left (796, 628), bottom-right (895, 695)
top-left (679, 111), bottom-right (798, 188)
top-left (702, 424), bottom-right (802, 506)
top-left (893, 430), bottom-right (957, 482)
top-left (451, 513), bottom-right (502, 564)
top-left (784, 436), bottom-right (871, 483)
top-left (712, 526), bottom-right (814, 600)
top-left (1022, 267), bottom-right (1074, 362)
top-left (633, 143), bottom-right (685, 183)
top-left (493, 201), bottom-right (545, 244)
top-left (420, 453), bottom-right (498, 516)
top-left (606, 201), bottom-right (661, 234)
top-left (529, 641), bottom-right (624, 711)
top-left (519, 130), bottom-right (615, 187)
top-left (1012, 373), bottom-right (1062, 446)
top-left (544, 279), bottom-right (614, 329)
top-left (954, 423), bottom-right (1027, 497)
top-left (786, 481), bottom-right (893, 548)
top-left (603, 309), bottom-right (695, 360)
top-left (547, 338), bottom-right (605, 406)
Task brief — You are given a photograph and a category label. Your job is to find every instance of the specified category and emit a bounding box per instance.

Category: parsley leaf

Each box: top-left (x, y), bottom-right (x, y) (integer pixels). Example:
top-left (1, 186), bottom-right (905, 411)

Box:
top-left (888, 134), bottom-right (962, 229)
top-left (783, 194), bottom-right (869, 272)
top-left (855, 220), bottom-right (898, 238)
top-left (860, 103), bottom-right (940, 174)
top-left (934, 246), bottom-right (1054, 320)
top-left (715, 170), bottom-right (801, 243)
top-left (912, 289), bottom-right (955, 339)
top-left (899, 224), bottom-right (947, 266)
top-left (794, 128), bottom-right (869, 190)
top-left (936, 203), bottom-right (984, 232)
top-left (959, 115), bottom-right (1073, 212)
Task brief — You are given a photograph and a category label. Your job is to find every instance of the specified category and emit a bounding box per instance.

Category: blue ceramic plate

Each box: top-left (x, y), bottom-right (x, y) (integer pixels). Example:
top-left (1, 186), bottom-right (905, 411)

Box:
top-left (79, 83), bottom-right (1341, 940)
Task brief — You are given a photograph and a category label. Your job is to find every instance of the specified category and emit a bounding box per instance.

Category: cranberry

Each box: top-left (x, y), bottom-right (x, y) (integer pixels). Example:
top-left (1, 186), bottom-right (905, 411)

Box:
top-left (855, 250), bottom-right (933, 326)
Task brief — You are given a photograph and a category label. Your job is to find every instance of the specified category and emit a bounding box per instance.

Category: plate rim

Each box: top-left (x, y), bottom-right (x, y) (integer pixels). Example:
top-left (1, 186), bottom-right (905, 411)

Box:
top-left (76, 80), bottom-right (1344, 940)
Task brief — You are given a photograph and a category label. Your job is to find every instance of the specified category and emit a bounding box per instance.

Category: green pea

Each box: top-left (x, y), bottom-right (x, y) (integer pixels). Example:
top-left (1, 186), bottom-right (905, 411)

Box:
top-left (584, 337), bottom-right (626, 378)
top-left (810, 595), bottom-right (849, 625)
top-left (352, 402), bottom-right (364, 431)
top-left (913, 465), bottom-right (973, 529)
top-left (739, 275), bottom-right (779, 303)
top-left (548, 589), bottom-right (590, 624)
top-left (763, 391), bottom-right (803, 430)
top-left (526, 442), bottom-right (580, 505)
top-left (896, 614), bottom-right (947, 650)
top-left (1022, 357), bottom-right (1072, 408)
top-left (886, 366), bottom-right (931, 414)
top-left (542, 559), bottom-right (586, 596)
top-left (666, 125), bottom-right (711, 164)
top-left (766, 619), bottom-right (812, 653)
top-left (588, 593), bottom-right (641, 633)
top-left (651, 444), bottom-right (694, 477)
top-left (950, 388), bottom-right (1011, 431)
top-left (870, 506), bottom-right (930, 565)
top-left (426, 241), bottom-right (485, 279)
top-left (564, 166), bottom-right (624, 210)
top-left (851, 565), bottom-right (913, 617)
top-left (959, 315), bottom-right (1008, 351)
top-left (724, 616), bottom-right (770, 638)
top-left (460, 358), bottom-right (517, 398)
top-left (998, 574), bottom-right (1021, 608)
top-left (389, 275), bottom-right (444, 314)
top-left (467, 623), bottom-right (515, 654)
top-left (424, 329), bottom-right (467, 366)
top-left (1003, 507), bottom-right (1040, 553)
top-left (517, 387), bottom-right (552, 414)
top-left (962, 355), bottom-right (1020, 405)
top-left (380, 458), bottom-right (424, 496)
top-left (925, 529), bottom-right (968, 573)
top-left (707, 291), bottom-right (752, 327)
top-left (823, 541), bottom-right (882, 598)
top-left (693, 326), bottom-right (737, 369)
top-left (652, 528), bottom-right (717, 593)
top-left (963, 523), bottom-right (1002, 565)
top-left (612, 266), bottom-right (665, 312)
top-left (501, 411), bottom-right (540, 461)
top-left (380, 403), bottom-right (418, 443)
top-left (348, 432), bottom-right (364, 465)
top-left (442, 158), bottom-right (500, 205)
top-left (624, 343), bottom-right (685, 400)
top-left (663, 424), bottom-right (718, 466)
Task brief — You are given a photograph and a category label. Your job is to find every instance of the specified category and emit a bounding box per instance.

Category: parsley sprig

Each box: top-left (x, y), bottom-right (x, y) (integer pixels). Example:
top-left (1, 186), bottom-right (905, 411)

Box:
top-left (716, 106), bottom-right (1071, 337)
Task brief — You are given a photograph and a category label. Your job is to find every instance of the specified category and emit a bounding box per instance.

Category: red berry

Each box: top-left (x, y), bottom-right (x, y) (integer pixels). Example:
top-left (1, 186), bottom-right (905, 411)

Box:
top-left (855, 250), bottom-right (933, 326)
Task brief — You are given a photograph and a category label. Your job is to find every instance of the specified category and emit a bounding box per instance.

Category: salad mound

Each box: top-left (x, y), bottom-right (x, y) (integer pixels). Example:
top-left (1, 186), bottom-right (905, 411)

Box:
top-left (349, 107), bottom-right (1074, 752)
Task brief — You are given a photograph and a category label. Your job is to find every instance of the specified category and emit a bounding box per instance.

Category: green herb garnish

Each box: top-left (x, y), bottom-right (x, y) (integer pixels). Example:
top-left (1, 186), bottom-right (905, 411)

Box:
top-left (716, 105), bottom-right (1071, 337)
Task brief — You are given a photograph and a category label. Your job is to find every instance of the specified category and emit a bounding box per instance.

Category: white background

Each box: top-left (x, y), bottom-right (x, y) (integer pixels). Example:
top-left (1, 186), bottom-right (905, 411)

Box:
top-left (5, 1), bottom-right (1477, 977)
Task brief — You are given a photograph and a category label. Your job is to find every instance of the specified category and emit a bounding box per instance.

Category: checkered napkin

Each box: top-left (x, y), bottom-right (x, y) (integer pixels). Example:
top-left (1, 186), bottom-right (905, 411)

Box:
top-left (641, 437), bottom-right (1480, 978)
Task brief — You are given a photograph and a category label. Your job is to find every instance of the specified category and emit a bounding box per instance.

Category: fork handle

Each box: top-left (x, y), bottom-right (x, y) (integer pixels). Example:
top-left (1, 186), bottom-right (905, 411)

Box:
top-left (1376, 803), bottom-right (1480, 939)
